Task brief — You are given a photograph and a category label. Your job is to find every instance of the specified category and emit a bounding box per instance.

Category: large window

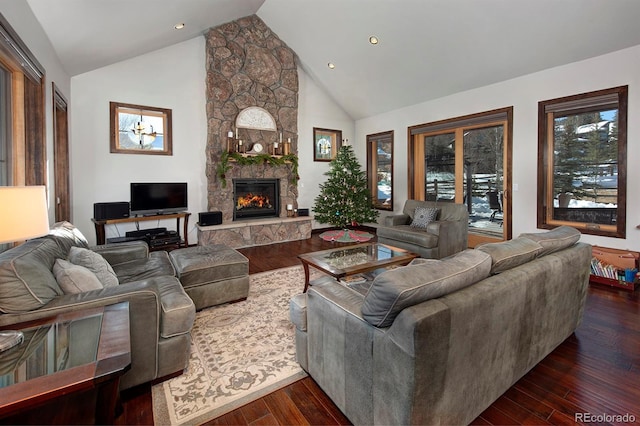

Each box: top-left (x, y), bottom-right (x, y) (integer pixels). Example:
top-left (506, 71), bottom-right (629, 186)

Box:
top-left (409, 107), bottom-right (512, 246)
top-left (537, 86), bottom-right (627, 238)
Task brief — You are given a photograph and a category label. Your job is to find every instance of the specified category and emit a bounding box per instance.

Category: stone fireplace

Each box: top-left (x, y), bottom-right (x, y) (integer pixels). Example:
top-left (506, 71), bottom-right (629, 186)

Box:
top-left (233, 178), bottom-right (280, 220)
top-left (198, 15), bottom-right (311, 248)
top-left (204, 15), bottom-right (299, 223)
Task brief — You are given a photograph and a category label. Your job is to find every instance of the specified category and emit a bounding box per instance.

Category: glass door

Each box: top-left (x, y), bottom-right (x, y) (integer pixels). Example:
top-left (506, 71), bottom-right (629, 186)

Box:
top-left (409, 108), bottom-right (512, 246)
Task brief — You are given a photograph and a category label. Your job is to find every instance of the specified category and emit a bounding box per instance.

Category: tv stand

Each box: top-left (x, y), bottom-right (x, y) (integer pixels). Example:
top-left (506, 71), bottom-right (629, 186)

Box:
top-left (92, 212), bottom-right (190, 249)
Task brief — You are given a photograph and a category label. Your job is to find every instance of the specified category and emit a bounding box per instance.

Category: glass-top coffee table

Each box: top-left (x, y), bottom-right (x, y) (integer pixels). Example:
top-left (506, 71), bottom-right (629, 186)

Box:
top-left (298, 243), bottom-right (419, 292)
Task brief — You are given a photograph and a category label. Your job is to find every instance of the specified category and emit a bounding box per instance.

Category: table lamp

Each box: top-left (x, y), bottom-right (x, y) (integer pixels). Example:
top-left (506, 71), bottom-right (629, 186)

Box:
top-left (0, 186), bottom-right (50, 244)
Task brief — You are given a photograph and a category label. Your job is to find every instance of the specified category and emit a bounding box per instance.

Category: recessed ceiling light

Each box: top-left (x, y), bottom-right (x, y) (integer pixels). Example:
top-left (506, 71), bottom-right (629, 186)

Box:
top-left (327, 62), bottom-right (336, 69)
top-left (369, 35), bottom-right (379, 45)
top-left (174, 23), bottom-right (185, 30)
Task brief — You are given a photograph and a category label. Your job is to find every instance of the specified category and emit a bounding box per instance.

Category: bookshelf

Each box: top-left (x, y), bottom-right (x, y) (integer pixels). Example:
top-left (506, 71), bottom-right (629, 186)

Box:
top-left (590, 246), bottom-right (638, 291)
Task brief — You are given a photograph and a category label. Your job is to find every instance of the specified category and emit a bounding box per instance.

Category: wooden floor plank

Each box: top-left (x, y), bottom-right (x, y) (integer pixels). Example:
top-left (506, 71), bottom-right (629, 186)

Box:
top-left (115, 236), bottom-right (640, 426)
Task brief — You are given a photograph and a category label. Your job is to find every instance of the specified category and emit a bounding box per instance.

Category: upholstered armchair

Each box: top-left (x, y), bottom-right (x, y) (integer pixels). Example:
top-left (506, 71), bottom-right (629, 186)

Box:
top-left (376, 200), bottom-right (468, 259)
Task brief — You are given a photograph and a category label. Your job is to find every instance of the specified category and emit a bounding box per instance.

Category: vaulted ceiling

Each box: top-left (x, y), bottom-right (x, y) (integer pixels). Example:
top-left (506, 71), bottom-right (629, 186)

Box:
top-left (26, 0), bottom-right (640, 120)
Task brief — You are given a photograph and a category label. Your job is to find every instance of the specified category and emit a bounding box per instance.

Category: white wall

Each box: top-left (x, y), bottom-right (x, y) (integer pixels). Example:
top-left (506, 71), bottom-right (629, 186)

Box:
top-left (70, 37), bottom-right (207, 245)
top-left (0, 1), bottom-right (71, 223)
top-left (354, 44), bottom-right (640, 251)
top-left (70, 37), bottom-right (353, 244)
top-left (297, 66), bottom-right (354, 227)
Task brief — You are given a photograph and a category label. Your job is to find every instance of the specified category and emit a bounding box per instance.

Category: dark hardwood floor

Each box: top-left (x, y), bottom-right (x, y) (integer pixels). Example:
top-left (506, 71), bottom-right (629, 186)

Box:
top-left (116, 236), bottom-right (640, 425)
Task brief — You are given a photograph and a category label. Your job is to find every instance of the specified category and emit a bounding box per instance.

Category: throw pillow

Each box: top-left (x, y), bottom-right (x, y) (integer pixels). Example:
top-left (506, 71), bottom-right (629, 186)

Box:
top-left (476, 236), bottom-right (543, 274)
top-left (68, 246), bottom-right (119, 287)
top-left (410, 207), bottom-right (439, 229)
top-left (518, 226), bottom-right (580, 257)
top-left (361, 249), bottom-right (492, 328)
top-left (53, 259), bottom-right (103, 294)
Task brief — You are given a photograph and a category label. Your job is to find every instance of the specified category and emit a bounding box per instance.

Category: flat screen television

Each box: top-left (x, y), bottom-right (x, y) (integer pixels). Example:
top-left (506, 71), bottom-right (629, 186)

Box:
top-left (130, 182), bottom-right (188, 216)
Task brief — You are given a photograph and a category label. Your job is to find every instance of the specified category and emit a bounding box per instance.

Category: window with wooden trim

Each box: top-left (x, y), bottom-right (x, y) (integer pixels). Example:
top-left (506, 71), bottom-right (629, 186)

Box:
top-left (0, 12), bottom-right (46, 187)
top-left (366, 131), bottom-right (393, 210)
top-left (537, 86), bottom-right (627, 238)
top-left (409, 107), bottom-right (513, 245)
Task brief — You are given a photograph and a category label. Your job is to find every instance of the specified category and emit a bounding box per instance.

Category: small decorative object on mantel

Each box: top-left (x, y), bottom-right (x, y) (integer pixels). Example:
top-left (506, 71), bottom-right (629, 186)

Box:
top-left (283, 138), bottom-right (291, 155)
top-left (227, 131), bottom-right (235, 153)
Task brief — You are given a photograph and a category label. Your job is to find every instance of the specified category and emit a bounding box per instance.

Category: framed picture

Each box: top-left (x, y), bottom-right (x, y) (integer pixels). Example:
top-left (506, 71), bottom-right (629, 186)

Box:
top-left (110, 102), bottom-right (172, 155)
top-left (313, 127), bottom-right (342, 162)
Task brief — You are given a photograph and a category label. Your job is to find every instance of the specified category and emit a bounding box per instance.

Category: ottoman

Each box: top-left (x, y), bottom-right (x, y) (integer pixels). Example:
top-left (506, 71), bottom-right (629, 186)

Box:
top-left (169, 245), bottom-right (250, 310)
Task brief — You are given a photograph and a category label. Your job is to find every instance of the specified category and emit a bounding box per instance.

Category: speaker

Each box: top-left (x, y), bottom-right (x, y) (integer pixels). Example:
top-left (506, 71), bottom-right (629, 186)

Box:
top-left (93, 202), bottom-right (130, 220)
top-left (199, 211), bottom-right (222, 226)
top-left (297, 208), bottom-right (310, 217)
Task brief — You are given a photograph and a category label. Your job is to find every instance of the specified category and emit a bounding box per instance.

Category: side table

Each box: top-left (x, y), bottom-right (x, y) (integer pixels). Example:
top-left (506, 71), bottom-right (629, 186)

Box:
top-left (0, 303), bottom-right (131, 424)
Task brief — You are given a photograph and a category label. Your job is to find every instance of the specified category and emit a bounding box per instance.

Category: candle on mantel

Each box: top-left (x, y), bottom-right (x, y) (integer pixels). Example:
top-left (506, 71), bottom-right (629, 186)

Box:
top-left (235, 128), bottom-right (239, 139)
top-left (228, 131), bottom-right (234, 138)
top-left (279, 132), bottom-right (283, 143)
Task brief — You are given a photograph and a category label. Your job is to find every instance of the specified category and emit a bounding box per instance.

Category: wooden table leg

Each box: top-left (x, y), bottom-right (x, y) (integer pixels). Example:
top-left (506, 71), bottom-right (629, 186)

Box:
top-left (302, 262), bottom-right (311, 293)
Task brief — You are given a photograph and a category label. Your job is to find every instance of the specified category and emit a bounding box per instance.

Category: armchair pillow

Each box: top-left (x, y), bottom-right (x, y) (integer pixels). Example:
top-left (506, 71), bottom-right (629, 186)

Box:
top-left (410, 207), bottom-right (439, 229)
top-left (68, 246), bottom-right (119, 287)
top-left (53, 259), bottom-right (103, 294)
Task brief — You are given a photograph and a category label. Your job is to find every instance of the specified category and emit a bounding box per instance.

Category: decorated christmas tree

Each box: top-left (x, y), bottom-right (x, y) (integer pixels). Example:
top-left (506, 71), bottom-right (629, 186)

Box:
top-left (313, 145), bottom-right (379, 228)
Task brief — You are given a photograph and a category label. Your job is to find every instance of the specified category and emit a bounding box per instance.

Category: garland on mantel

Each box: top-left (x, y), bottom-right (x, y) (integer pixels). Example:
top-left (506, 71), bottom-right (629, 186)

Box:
top-left (216, 151), bottom-right (299, 188)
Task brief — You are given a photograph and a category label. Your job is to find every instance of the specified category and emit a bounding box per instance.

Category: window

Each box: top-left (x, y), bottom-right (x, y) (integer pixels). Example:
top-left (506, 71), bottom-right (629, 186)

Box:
top-left (537, 86), bottom-right (627, 238)
top-left (409, 107), bottom-right (513, 245)
top-left (366, 131), bottom-right (393, 210)
top-left (0, 12), bottom-right (46, 186)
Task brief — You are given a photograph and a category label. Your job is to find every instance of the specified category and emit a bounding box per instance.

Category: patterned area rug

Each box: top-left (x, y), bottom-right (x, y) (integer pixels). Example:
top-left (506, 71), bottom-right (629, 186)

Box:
top-left (152, 266), bottom-right (309, 425)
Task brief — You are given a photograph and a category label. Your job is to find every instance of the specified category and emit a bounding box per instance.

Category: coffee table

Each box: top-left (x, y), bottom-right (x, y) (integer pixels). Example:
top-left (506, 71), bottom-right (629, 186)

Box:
top-left (298, 243), bottom-right (419, 292)
top-left (0, 303), bottom-right (131, 424)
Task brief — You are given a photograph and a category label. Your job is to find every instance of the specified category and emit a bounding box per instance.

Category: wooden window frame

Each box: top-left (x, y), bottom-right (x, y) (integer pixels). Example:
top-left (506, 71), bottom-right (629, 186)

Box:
top-left (537, 86), bottom-right (627, 238)
top-left (0, 12), bottom-right (46, 187)
top-left (408, 107), bottom-right (513, 244)
top-left (366, 130), bottom-right (394, 211)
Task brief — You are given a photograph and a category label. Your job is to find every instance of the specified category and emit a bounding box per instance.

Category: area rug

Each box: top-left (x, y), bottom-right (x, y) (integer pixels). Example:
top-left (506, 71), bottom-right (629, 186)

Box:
top-left (319, 228), bottom-right (374, 242)
top-left (152, 266), bottom-right (309, 425)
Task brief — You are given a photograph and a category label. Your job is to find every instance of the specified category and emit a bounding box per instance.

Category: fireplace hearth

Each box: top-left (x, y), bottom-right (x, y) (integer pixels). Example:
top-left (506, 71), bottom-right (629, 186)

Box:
top-left (233, 178), bottom-right (280, 220)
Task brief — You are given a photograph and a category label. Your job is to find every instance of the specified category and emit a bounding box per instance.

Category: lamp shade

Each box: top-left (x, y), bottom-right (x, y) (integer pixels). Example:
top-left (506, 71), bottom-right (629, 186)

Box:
top-left (0, 186), bottom-right (50, 244)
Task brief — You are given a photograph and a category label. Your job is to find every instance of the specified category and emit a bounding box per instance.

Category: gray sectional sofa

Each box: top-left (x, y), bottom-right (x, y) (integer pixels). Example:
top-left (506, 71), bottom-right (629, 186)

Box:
top-left (290, 226), bottom-right (591, 425)
top-left (0, 222), bottom-right (196, 390)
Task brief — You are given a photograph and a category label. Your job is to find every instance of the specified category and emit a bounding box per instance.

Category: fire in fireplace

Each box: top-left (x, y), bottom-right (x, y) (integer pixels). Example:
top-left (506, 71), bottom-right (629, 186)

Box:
top-left (233, 178), bottom-right (280, 220)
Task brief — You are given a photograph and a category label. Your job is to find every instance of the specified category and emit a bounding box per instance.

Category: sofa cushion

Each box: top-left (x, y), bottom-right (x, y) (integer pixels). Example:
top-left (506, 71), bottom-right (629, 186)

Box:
top-left (47, 221), bottom-right (89, 253)
top-left (68, 246), bottom-right (119, 287)
top-left (519, 226), bottom-right (580, 257)
top-left (477, 236), bottom-right (543, 274)
top-left (361, 249), bottom-right (492, 327)
top-left (410, 207), bottom-right (439, 229)
top-left (376, 225), bottom-right (439, 249)
top-left (113, 251), bottom-right (176, 284)
top-left (0, 238), bottom-right (64, 313)
top-left (53, 259), bottom-right (103, 294)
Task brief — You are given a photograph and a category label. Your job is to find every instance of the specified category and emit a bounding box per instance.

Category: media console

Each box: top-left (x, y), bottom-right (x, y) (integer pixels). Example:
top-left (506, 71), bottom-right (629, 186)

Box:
top-left (92, 212), bottom-right (190, 250)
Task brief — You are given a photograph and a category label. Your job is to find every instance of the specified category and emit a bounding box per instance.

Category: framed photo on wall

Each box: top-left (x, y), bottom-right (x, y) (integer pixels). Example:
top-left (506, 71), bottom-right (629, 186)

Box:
top-left (313, 127), bottom-right (342, 162)
top-left (110, 102), bottom-right (173, 155)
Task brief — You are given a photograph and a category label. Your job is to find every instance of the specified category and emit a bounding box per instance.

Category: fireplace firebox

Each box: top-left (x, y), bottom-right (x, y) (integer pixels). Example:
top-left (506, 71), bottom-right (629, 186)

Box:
top-left (233, 178), bottom-right (280, 220)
